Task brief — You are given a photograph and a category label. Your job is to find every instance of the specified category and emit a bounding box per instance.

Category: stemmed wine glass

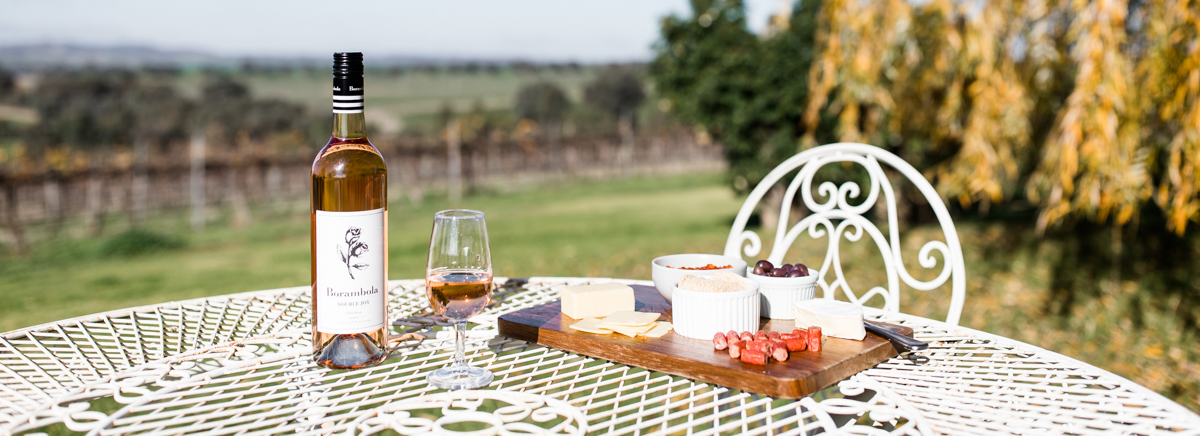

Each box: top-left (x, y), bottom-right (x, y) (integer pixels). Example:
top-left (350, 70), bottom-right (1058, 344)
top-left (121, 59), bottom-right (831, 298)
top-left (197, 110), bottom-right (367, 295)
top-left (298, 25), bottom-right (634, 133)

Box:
top-left (425, 209), bottom-right (494, 390)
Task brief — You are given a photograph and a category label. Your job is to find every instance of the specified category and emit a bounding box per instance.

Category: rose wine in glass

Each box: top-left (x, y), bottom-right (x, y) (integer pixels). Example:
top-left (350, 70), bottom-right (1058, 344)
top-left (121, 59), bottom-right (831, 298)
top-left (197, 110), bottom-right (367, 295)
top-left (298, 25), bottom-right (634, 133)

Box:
top-left (310, 52), bottom-right (389, 369)
top-left (425, 209), bottom-right (494, 389)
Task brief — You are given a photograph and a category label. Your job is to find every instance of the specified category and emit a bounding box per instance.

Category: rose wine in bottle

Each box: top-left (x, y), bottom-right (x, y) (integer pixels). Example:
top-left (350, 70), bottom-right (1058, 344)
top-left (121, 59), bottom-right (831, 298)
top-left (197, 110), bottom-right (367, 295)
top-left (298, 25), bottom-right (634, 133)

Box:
top-left (311, 52), bottom-right (388, 369)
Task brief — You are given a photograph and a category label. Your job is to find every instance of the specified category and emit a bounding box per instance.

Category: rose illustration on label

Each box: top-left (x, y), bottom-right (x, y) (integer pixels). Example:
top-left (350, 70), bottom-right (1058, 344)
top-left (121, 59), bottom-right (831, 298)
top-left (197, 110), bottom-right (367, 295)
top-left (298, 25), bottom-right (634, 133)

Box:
top-left (337, 227), bottom-right (369, 279)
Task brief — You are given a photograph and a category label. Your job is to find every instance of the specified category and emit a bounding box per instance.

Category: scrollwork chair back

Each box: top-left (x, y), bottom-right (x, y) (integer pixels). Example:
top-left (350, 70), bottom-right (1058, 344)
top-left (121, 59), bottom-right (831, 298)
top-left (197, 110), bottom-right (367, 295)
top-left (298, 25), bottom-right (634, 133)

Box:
top-left (723, 143), bottom-right (966, 325)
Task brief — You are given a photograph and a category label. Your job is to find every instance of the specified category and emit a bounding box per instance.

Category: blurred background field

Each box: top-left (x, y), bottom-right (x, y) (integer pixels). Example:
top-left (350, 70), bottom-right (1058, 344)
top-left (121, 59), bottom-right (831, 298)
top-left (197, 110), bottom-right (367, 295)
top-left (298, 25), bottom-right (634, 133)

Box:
top-left (2, 0), bottom-right (1200, 415)
top-left (2, 172), bottom-right (1196, 413)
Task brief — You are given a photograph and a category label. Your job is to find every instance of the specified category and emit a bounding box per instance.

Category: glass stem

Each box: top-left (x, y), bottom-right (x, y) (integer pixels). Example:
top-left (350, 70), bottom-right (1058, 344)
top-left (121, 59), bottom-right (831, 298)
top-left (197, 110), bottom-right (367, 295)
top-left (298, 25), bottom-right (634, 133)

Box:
top-left (453, 320), bottom-right (467, 368)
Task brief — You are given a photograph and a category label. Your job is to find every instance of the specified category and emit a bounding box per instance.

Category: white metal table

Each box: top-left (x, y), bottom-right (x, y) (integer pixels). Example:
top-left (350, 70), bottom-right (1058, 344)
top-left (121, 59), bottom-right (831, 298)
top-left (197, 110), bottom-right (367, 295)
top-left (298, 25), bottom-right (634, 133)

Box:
top-left (2, 278), bottom-right (1198, 435)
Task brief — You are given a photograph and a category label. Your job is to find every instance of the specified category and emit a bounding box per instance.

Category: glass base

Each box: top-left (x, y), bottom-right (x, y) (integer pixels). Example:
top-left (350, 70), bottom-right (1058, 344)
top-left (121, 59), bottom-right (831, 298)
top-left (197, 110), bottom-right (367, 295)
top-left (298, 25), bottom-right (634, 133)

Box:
top-left (427, 365), bottom-right (494, 390)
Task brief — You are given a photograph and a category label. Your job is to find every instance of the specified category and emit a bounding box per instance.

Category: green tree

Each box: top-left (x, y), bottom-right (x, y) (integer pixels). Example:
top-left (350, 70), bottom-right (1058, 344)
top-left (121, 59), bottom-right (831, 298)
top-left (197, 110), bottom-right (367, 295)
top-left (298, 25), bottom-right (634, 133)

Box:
top-left (514, 81), bottom-right (570, 154)
top-left (651, 0), bottom-right (1200, 335)
top-left (584, 66), bottom-right (646, 127)
top-left (650, 0), bottom-right (822, 193)
top-left (27, 70), bottom-right (137, 152)
top-left (514, 81), bottom-right (569, 127)
top-left (0, 69), bottom-right (14, 101)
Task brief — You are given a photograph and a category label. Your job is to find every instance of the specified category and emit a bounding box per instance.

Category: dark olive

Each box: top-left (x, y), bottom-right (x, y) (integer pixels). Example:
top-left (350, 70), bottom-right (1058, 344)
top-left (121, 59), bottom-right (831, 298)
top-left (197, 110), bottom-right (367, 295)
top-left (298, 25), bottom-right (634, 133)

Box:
top-left (771, 268), bottom-right (787, 277)
top-left (755, 260), bottom-right (774, 272)
top-left (795, 263), bottom-right (809, 276)
top-left (787, 269), bottom-right (804, 277)
top-left (780, 263), bottom-right (793, 272)
top-left (752, 266), bottom-right (765, 275)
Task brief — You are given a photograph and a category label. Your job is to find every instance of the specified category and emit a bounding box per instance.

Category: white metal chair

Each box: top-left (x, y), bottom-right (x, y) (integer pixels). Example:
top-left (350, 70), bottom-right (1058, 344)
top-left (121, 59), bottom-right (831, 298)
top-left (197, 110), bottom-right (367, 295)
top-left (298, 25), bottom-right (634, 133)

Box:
top-left (724, 142), bottom-right (966, 325)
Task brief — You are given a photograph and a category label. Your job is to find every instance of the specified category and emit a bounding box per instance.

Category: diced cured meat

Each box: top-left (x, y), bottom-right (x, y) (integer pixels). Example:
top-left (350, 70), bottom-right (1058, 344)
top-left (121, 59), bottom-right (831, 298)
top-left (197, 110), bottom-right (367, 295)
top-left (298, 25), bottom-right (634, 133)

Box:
top-left (739, 331), bottom-right (753, 342)
top-left (727, 330), bottom-right (739, 342)
top-left (772, 342), bottom-right (789, 361)
top-left (783, 337), bottom-right (806, 352)
top-left (793, 328), bottom-right (809, 344)
top-left (728, 340), bottom-right (744, 359)
top-left (713, 332), bottom-right (728, 350)
top-left (808, 326), bottom-right (822, 352)
top-left (781, 333), bottom-right (798, 340)
top-left (740, 349), bottom-right (768, 365)
top-left (768, 331), bottom-right (781, 340)
top-left (745, 340), bottom-right (771, 353)
top-left (754, 330), bottom-right (768, 341)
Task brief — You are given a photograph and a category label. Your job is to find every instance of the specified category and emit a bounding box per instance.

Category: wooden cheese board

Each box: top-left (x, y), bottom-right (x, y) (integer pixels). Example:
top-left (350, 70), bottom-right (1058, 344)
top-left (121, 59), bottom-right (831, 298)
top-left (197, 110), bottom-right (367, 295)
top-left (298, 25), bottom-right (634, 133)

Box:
top-left (497, 285), bottom-right (913, 399)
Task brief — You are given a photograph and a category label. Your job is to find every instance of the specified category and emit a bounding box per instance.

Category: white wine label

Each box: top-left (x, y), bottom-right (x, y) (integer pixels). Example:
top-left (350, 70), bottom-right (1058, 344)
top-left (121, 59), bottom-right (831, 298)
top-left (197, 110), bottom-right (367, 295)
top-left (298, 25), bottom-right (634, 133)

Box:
top-left (315, 208), bottom-right (386, 334)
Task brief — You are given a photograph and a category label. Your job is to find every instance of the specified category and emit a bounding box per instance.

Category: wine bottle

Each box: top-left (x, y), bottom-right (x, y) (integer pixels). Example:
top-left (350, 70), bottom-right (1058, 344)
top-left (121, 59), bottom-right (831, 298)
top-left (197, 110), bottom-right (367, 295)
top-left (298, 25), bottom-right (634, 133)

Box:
top-left (311, 52), bottom-right (389, 369)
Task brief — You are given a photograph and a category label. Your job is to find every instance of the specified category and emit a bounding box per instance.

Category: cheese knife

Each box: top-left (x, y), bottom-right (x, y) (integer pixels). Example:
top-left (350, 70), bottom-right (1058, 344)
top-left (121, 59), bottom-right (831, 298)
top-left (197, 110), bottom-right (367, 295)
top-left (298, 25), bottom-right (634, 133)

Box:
top-left (864, 320), bottom-right (928, 356)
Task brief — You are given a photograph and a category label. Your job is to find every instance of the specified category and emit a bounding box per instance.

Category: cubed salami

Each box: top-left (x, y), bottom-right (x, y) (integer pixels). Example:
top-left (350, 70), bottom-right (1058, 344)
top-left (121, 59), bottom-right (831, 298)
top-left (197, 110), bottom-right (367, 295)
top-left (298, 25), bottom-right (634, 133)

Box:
top-left (728, 340), bottom-right (744, 359)
top-left (783, 337), bottom-right (806, 351)
top-left (794, 328), bottom-right (809, 344)
top-left (745, 340), bottom-right (771, 353)
top-left (713, 332), bottom-right (728, 350)
top-left (808, 326), bottom-right (822, 352)
top-left (768, 331), bottom-right (781, 340)
top-left (772, 341), bottom-right (789, 361)
top-left (740, 349), bottom-right (768, 365)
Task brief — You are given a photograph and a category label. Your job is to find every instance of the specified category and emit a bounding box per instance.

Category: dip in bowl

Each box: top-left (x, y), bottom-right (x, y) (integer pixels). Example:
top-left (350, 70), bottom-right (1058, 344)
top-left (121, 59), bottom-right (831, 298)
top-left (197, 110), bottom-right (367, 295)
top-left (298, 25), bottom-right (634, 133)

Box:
top-left (671, 273), bottom-right (760, 340)
top-left (650, 254), bottom-right (747, 302)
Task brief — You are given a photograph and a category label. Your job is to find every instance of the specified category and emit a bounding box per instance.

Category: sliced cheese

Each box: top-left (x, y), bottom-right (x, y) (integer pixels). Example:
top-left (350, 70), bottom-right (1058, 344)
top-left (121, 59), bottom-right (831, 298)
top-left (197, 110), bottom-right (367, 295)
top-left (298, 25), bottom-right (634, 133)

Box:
top-left (639, 321), bottom-right (673, 338)
top-left (604, 322), bottom-right (657, 337)
top-left (560, 283), bottom-right (634, 319)
top-left (793, 299), bottom-right (866, 340)
top-left (568, 317), bottom-right (613, 334)
top-left (600, 311), bottom-right (662, 326)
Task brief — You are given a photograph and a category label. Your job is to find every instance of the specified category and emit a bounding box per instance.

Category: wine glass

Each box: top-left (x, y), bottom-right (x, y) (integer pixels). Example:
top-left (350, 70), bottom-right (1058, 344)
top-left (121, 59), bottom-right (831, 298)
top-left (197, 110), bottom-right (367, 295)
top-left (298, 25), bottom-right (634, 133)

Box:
top-left (425, 209), bottom-right (494, 389)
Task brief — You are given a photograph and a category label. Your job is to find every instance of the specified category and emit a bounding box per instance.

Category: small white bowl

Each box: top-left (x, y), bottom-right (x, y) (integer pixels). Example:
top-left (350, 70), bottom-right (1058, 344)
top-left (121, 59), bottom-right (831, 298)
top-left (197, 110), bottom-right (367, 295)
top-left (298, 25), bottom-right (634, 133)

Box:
top-left (746, 268), bottom-right (820, 319)
top-left (671, 281), bottom-right (760, 340)
top-left (651, 254), bottom-right (747, 303)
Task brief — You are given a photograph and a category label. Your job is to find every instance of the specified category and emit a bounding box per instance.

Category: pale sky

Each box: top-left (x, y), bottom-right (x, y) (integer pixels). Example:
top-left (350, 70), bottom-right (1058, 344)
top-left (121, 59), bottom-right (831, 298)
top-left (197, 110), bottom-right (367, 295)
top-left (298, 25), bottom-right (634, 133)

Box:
top-left (0, 0), bottom-right (781, 62)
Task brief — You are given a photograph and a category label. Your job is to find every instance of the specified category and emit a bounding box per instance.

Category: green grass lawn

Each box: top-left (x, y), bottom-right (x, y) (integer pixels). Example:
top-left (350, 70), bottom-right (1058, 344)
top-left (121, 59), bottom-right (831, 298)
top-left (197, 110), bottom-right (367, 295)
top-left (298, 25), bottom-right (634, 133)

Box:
top-left (0, 172), bottom-right (1196, 413)
top-left (0, 173), bottom-right (739, 331)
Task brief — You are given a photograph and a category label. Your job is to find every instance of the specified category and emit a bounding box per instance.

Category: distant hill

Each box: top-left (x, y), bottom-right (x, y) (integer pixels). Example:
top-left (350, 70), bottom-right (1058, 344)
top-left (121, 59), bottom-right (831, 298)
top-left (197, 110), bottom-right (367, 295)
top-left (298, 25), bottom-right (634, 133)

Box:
top-left (0, 44), bottom-right (232, 70)
top-left (0, 44), bottom-right (554, 71)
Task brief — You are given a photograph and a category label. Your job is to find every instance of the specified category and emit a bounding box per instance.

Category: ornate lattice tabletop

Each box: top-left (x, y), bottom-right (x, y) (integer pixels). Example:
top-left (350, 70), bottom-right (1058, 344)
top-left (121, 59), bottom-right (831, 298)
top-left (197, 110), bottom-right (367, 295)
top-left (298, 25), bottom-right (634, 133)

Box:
top-left (2, 278), bottom-right (1198, 435)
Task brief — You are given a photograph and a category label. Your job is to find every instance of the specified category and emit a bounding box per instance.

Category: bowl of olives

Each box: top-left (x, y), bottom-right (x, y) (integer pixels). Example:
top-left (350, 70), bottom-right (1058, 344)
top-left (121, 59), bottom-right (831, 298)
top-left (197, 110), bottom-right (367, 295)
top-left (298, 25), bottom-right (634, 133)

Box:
top-left (746, 260), bottom-right (819, 319)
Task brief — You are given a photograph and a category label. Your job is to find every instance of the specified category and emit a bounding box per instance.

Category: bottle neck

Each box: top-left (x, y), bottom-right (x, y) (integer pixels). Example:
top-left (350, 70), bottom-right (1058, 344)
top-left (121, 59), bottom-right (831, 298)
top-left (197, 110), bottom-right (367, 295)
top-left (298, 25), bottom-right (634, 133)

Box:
top-left (333, 112), bottom-right (366, 139)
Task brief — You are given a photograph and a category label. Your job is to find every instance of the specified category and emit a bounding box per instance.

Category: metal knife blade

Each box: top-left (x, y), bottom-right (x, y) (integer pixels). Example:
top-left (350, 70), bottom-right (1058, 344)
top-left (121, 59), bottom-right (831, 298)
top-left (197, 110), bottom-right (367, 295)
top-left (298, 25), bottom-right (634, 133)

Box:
top-left (864, 320), bottom-right (928, 355)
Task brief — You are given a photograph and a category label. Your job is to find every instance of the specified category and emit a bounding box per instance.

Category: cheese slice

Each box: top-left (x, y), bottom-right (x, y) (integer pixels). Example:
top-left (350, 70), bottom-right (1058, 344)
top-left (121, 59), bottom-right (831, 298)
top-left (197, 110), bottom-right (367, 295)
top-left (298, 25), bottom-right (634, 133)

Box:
top-left (604, 323), bottom-right (657, 337)
top-left (568, 317), bottom-right (613, 334)
top-left (598, 311), bottom-right (661, 326)
top-left (560, 283), bottom-right (635, 319)
top-left (639, 321), bottom-right (673, 338)
top-left (793, 299), bottom-right (866, 340)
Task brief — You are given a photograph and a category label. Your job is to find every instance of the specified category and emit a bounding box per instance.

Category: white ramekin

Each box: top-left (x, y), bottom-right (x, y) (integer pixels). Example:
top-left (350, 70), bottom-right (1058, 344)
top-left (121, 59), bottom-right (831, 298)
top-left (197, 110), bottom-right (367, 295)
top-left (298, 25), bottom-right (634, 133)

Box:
top-left (650, 254), bottom-right (747, 303)
top-left (671, 281), bottom-right (760, 340)
top-left (746, 268), bottom-right (819, 319)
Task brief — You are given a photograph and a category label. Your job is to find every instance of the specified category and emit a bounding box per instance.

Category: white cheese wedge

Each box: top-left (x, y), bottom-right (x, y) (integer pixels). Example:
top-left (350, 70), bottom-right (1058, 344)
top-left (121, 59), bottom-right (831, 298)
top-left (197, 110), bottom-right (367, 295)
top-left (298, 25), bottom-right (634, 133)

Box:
top-left (793, 299), bottom-right (866, 340)
top-left (640, 321), bottom-right (673, 338)
top-left (598, 311), bottom-right (661, 326)
top-left (569, 318), bottom-right (613, 334)
top-left (560, 283), bottom-right (635, 319)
